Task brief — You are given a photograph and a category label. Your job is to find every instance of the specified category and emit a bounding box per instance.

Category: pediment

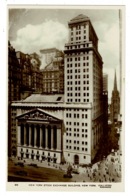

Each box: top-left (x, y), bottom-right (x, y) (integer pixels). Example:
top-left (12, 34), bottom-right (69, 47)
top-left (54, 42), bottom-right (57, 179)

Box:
top-left (16, 108), bottom-right (61, 122)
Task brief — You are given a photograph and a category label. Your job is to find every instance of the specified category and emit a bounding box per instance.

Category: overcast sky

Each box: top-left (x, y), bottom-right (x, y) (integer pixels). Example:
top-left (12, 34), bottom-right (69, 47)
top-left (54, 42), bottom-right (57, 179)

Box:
top-left (9, 7), bottom-right (122, 100)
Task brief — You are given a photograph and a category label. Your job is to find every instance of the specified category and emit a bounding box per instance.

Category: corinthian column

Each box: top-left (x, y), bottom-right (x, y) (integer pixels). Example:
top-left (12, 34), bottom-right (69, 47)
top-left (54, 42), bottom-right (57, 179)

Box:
top-left (45, 126), bottom-right (48, 149)
top-left (34, 125), bottom-right (37, 148)
top-left (57, 128), bottom-right (61, 151)
top-left (51, 127), bottom-right (54, 150)
top-left (40, 126), bottom-right (43, 148)
top-left (29, 125), bottom-right (32, 147)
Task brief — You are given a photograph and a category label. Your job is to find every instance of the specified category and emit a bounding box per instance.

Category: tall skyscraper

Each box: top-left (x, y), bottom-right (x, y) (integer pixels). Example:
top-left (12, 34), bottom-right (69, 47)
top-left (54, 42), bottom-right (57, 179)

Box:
top-left (64, 14), bottom-right (103, 163)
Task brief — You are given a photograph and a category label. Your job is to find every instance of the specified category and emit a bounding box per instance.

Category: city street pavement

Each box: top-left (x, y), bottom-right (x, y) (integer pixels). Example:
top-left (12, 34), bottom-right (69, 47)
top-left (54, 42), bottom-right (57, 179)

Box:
top-left (8, 150), bottom-right (122, 182)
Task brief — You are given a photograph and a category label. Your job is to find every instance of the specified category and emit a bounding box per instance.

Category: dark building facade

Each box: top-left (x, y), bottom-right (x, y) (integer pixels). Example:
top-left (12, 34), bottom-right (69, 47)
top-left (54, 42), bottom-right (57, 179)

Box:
top-left (8, 42), bottom-right (21, 156)
top-left (8, 44), bottom-right (43, 156)
top-left (110, 71), bottom-right (120, 123)
top-left (103, 73), bottom-right (108, 134)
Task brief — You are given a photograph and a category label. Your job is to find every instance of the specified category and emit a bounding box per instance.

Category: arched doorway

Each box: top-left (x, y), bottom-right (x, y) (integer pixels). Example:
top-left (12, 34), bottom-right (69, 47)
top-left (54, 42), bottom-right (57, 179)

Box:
top-left (74, 155), bottom-right (79, 165)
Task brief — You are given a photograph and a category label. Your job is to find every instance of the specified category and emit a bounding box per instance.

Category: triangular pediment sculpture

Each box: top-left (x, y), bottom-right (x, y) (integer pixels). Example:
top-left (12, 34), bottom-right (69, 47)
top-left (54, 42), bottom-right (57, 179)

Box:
top-left (16, 108), bottom-right (61, 122)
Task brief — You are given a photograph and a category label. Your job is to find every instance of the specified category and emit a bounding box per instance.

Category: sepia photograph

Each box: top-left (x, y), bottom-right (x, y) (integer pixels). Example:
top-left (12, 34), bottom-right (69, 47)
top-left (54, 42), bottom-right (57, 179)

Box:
top-left (7, 5), bottom-right (124, 191)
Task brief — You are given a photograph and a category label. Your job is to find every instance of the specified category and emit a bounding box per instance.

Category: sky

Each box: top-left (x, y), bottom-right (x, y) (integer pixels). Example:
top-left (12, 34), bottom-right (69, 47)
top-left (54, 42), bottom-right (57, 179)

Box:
top-left (9, 7), bottom-right (122, 100)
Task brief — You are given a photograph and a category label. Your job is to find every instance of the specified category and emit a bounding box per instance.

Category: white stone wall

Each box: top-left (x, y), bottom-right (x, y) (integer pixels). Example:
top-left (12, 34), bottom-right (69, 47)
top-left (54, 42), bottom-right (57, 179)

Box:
top-left (17, 146), bottom-right (61, 164)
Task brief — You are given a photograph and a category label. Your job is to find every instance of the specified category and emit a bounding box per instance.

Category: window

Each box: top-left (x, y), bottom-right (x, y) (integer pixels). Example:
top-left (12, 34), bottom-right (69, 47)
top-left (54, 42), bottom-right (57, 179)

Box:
top-left (68, 153), bottom-right (70, 156)
top-left (56, 97), bottom-right (62, 101)
top-left (84, 156), bottom-right (86, 159)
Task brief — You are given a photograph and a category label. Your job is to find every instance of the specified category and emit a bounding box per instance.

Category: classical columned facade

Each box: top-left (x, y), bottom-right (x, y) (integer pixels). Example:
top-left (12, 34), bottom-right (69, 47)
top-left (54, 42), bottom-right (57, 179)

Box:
top-left (16, 108), bottom-right (63, 164)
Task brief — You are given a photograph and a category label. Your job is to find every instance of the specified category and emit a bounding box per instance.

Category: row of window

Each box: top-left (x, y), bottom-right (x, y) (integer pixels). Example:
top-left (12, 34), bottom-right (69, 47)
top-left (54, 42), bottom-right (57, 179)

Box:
top-left (66, 140), bottom-right (88, 145)
top-left (67, 86), bottom-right (89, 92)
top-left (67, 69), bottom-right (89, 74)
top-left (66, 122), bottom-right (88, 126)
top-left (66, 146), bottom-right (88, 151)
top-left (71, 25), bottom-right (86, 31)
top-left (67, 62), bottom-right (89, 68)
top-left (71, 30), bottom-right (86, 35)
top-left (67, 99), bottom-right (89, 103)
top-left (66, 43), bottom-right (89, 50)
top-left (67, 56), bottom-right (89, 62)
top-left (66, 113), bottom-right (87, 118)
top-left (21, 149), bottom-right (56, 157)
top-left (67, 92), bottom-right (89, 97)
top-left (66, 128), bottom-right (88, 133)
top-left (71, 36), bottom-right (87, 41)
top-left (66, 133), bottom-right (88, 137)
top-left (67, 80), bottom-right (89, 85)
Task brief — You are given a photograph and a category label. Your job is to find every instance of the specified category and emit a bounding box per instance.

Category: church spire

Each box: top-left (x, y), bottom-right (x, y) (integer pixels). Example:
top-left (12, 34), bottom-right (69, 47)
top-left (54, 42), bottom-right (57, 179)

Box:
top-left (114, 70), bottom-right (117, 91)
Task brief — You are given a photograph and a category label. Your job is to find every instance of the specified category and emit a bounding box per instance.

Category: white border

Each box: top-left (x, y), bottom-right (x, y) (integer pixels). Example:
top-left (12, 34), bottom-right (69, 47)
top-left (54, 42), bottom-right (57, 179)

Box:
top-left (0, 0), bottom-right (129, 195)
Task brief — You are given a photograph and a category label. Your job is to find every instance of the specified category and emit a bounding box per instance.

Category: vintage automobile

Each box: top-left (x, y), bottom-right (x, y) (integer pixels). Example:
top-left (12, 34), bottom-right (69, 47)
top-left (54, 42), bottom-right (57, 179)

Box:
top-left (15, 162), bottom-right (24, 167)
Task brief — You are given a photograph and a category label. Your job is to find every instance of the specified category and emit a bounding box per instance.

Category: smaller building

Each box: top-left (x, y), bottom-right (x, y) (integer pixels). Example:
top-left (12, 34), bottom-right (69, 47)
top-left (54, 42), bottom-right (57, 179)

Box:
top-left (16, 51), bottom-right (43, 99)
top-left (41, 49), bottom-right (64, 94)
top-left (103, 73), bottom-right (108, 92)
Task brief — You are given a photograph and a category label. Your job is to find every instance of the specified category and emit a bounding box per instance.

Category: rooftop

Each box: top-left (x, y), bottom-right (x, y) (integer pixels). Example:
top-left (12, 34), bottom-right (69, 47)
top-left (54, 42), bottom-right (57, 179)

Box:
top-left (69, 14), bottom-right (90, 24)
top-left (20, 94), bottom-right (64, 103)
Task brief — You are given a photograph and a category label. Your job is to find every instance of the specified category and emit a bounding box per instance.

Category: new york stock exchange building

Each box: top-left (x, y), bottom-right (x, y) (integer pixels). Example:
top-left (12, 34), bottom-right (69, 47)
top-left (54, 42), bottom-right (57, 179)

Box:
top-left (11, 93), bottom-right (103, 165)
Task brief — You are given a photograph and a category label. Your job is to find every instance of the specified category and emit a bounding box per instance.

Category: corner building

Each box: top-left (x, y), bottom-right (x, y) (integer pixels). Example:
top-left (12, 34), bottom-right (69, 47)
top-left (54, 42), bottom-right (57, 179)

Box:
top-left (64, 14), bottom-right (103, 164)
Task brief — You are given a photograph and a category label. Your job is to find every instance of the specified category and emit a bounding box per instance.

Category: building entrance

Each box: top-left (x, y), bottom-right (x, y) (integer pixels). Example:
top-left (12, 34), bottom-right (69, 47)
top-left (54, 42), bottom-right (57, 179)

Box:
top-left (74, 155), bottom-right (79, 165)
